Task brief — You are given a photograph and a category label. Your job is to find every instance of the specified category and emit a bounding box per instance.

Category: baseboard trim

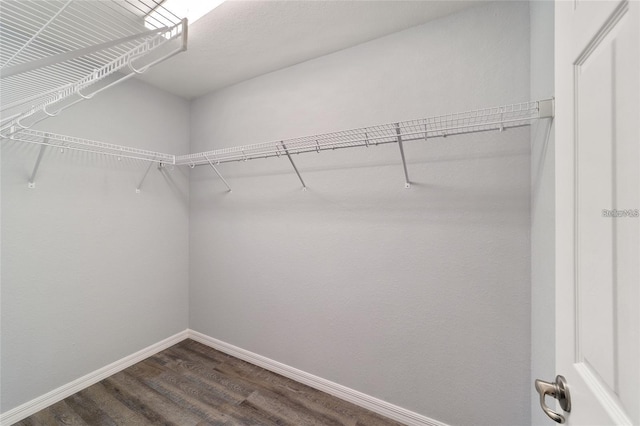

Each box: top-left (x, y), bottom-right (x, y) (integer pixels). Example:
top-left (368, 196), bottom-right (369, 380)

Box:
top-left (0, 330), bottom-right (189, 426)
top-left (187, 329), bottom-right (449, 426)
top-left (2, 330), bottom-right (449, 426)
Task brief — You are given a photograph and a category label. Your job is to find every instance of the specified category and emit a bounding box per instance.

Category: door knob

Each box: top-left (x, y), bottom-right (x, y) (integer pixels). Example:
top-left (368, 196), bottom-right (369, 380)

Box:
top-left (535, 375), bottom-right (571, 423)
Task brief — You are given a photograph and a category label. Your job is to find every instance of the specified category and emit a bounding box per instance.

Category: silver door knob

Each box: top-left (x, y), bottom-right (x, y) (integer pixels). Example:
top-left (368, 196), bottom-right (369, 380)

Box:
top-left (535, 375), bottom-right (571, 423)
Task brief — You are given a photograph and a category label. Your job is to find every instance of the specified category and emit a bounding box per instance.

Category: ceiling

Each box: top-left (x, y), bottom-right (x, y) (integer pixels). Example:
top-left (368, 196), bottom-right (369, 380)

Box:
top-left (137, 0), bottom-right (485, 100)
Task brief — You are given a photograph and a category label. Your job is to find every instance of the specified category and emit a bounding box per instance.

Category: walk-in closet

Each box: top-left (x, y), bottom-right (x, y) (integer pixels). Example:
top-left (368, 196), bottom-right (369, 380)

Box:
top-left (2, 1), bottom-right (638, 425)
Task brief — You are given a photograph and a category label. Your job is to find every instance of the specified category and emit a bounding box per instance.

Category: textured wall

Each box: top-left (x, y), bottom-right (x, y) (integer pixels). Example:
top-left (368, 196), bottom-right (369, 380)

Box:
top-left (0, 79), bottom-right (190, 412)
top-left (529, 2), bottom-right (555, 425)
top-left (189, 2), bottom-right (531, 425)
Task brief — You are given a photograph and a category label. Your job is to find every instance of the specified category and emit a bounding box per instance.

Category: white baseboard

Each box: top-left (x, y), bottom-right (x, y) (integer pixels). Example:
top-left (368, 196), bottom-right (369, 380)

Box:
top-left (187, 329), bottom-right (449, 426)
top-left (0, 330), bottom-right (189, 426)
top-left (2, 329), bottom-right (449, 426)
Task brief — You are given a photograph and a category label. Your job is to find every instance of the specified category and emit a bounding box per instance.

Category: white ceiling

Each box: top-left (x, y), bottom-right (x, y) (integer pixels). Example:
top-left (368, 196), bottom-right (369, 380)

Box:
top-left (137, 0), bottom-right (484, 99)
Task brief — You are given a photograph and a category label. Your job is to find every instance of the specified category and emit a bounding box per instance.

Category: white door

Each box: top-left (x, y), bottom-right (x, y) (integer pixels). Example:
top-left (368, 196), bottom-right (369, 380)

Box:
top-left (550, 0), bottom-right (639, 424)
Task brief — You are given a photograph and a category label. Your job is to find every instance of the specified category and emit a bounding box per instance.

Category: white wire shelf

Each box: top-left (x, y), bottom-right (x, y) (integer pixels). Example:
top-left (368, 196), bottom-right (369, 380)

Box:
top-left (6, 128), bottom-right (175, 164)
top-left (0, 0), bottom-right (187, 136)
top-left (175, 99), bottom-right (554, 167)
top-left (1, 99), bottom-right (554, 189)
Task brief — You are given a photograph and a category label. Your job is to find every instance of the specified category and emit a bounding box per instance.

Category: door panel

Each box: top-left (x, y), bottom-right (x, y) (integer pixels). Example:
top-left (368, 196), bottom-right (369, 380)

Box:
top-left (555, 0), bottom-right (639, 424)
top-left (576, 15), bottom-right (617, 397)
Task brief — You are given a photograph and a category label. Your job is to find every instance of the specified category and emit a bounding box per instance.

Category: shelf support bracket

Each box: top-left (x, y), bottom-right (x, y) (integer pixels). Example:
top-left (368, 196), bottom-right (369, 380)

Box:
top-left (136, 161), bottom-right (156, 193)
top-left (282, 142), bottom-right (306, 190)
top-left (396, 124), bottom-right (411, 188)
top-left (28, 139), bottom-right (48, 189)
top-left (204, 155), bottom-right (232, 192)
top-left (538, 98), bottom-right (555, 119)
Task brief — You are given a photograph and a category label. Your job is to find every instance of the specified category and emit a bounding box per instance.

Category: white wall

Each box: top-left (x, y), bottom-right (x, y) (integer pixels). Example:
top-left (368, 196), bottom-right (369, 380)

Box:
top-left (189, 2), bottom-right (531, 425)
top-left (529, 2), bottom-right (555, 425)
top-left (0, 79), bottom-right (190, 412)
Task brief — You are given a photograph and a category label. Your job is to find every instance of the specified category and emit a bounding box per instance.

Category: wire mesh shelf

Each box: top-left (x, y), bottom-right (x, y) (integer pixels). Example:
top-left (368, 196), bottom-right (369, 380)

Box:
top-left (1, 99), bottom-right (553, 180)
top-left (6, 128), bottom-right (175, 164)
top-left (0, 0), bottom-right (187, 136)
top-left (176, 99), bottom-right (553, 167)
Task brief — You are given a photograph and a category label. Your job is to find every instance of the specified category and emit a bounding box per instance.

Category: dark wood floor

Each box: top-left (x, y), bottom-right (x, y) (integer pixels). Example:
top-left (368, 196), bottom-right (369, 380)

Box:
top-left (15, 339), bottom-right (405, 426)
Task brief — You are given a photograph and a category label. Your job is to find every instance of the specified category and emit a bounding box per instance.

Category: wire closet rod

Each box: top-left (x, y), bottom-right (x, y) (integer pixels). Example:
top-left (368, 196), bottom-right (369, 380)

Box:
top-left (176, 98), bottom-right (554, 167)
top-left (2, 99), bottom-right (554, 186)
top-left (5, 129), bottom-right (175, 164)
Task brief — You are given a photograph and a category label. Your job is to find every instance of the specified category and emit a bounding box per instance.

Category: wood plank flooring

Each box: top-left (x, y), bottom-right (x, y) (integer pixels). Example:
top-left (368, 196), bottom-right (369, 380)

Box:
top-left (15, 339), bottom-right (405, 426)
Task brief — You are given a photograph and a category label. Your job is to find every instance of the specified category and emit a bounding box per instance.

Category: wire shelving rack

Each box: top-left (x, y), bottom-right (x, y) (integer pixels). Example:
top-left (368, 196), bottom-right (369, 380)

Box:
top-left (0, 0), bottom-right (188, 136)
top-left (2, 99), bottom-right (554, 190)
top-left (175, 100), bottom-right (552, 167)
top-left (7, 128), bottom-right (175, 164)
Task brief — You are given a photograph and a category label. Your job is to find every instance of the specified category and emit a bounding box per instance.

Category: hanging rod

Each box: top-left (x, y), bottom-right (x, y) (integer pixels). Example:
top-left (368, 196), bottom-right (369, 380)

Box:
top-left (4, 129), bottom-right (175, 165)
top-left (176, 99), bottom-right (554, 167)
top-left (0, 0), bottom-right (187, 137)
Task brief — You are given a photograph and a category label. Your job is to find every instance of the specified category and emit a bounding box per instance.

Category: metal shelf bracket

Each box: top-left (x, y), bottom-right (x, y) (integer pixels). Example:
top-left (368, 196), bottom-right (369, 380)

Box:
top-left (204, 155), bottom-right (232, 192)
top-left (538, 98), bottom-right (555, 119)
top-left (28, 140), bottom-right (48, 189)
top-left (281, 142), bottom-right (307, 190)
top-left (136, 161), bottom-right (156, 193)
top-left (396, 123), bottom-right (411, 189)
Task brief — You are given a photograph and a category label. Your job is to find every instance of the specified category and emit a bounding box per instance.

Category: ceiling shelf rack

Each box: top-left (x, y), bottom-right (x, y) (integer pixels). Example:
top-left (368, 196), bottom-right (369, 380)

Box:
top-left (0, 0), bottom-right (187, 137)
